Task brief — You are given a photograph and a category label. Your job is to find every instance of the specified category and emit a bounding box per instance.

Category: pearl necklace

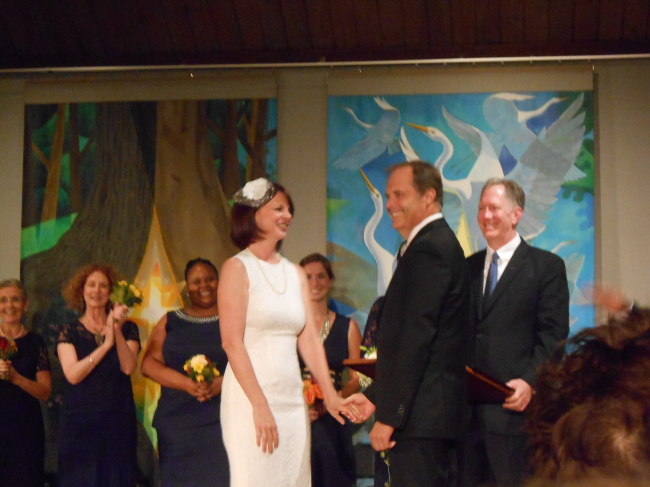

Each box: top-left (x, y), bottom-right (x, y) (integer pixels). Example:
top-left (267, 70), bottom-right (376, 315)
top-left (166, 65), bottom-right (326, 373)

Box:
top-left (246, 248), bottom-right (287, 295)
top-left (318, 317), bottom-right (330, 344)
top-left (0, 323), bottom-right (24, 340)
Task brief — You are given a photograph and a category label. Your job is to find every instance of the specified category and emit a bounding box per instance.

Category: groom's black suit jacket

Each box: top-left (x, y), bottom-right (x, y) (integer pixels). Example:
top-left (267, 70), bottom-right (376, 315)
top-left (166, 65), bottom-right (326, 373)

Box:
top-left (467, 239), bottom-right (569, 435)
top-left (366, 217), bottom-right (470, 440)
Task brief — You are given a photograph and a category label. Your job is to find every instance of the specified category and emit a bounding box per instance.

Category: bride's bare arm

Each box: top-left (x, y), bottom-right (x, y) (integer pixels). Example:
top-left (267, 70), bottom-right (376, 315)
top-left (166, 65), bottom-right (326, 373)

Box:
top-left (296, 265), bottom-right (346, 425)
top-left (219, 257), bottom-right (279, 453)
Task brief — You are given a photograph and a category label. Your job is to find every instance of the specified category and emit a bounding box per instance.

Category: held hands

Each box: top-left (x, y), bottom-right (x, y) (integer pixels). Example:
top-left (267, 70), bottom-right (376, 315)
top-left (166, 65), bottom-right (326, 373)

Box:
top-left (341, 393), bottom-right (395, 451)
top-left (503, 378), bottom-right (533, 412)
top-left (341, 392), bottom-right (376, 423)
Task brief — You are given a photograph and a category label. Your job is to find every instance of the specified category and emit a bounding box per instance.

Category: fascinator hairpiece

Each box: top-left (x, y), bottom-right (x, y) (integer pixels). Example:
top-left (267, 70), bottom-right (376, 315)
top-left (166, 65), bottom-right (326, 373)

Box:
top-left (232, 178), bottom-right (275, 208)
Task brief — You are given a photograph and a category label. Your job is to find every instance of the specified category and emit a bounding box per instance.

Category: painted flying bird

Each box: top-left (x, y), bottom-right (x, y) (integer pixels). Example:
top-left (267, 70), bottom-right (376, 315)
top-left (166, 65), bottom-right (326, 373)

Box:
top-left (332, 97), bottom-right (402, 170)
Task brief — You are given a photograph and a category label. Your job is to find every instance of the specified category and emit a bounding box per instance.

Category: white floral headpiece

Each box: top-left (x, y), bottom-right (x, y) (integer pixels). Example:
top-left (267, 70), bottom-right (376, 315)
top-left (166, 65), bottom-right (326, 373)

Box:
top-left (232, 178), bottom-right (275, 208)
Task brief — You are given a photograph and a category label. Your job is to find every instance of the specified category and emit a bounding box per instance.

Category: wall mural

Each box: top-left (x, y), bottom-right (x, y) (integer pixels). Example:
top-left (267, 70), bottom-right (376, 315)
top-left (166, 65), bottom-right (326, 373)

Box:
top-left (21, 99), bottom-right (277, 457)
top-left (327, 91), bottom-right (594, 335)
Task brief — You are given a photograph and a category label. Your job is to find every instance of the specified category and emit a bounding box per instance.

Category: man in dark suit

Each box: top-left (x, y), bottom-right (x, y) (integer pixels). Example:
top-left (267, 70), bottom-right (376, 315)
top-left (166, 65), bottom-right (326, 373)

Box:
top-left (344, 160), bottom-right (470, 486)
top-left (460, 178), bottom-right (570, 487)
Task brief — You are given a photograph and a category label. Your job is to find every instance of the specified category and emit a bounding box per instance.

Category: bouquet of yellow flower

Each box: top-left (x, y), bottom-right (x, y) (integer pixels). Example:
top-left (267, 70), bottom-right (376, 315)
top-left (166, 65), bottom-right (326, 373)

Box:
top-left (183, 354), bottom-right (220, 383)
top-left (110, 280), bottom-right (143, 308)
top-left (0, 336), bottom-right (18, 380)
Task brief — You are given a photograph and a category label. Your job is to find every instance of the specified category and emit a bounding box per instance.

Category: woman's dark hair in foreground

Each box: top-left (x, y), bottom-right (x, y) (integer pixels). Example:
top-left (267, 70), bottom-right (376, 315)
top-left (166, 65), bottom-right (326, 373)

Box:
top-left (230, 182), bottom-right (294, 250)
top-left (526, 308), bottom-right (650, 482)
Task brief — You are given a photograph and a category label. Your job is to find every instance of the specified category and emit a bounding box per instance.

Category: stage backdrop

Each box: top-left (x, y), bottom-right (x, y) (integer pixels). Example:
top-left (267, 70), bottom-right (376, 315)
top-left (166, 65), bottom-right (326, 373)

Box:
top-left (21, 98), bottom-right (277, 449)
top-left (327, 91), bottom-right (594, 335)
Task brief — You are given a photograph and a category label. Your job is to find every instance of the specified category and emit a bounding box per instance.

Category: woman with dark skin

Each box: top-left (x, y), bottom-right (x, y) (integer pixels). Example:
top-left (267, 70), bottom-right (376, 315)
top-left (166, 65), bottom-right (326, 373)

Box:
top-left (0, 279), bottom-right (51, 487)
top-left (56, 264), bottom-right (140, 487)
top-left (141, 258), bottom-right (229, 486)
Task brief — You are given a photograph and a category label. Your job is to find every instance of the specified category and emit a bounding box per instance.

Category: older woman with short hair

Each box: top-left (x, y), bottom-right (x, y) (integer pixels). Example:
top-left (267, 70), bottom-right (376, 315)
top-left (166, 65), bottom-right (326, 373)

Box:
top-left (56, 263), bottom-right (140, 487)
top-left (0, 278), bottom-right (51, 487)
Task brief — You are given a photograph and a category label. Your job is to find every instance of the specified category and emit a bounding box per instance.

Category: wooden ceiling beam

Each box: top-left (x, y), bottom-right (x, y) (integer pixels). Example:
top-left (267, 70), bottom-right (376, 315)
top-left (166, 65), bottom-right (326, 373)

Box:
top-left (134, 0), bottom-right (175, 54)
top-left (500, 0), bottom-right (525, 44)
top-left (400, 0), bottom-right (430, 48)
top-left (205, 0), bottom-right (242, 52)
top-left (4, 38), bottom-right (647, 71)
top-left (120, 1), bottom-right (153, 55)
top-left (476, 0), bottom-right (501, 45)
top-left (378, 0), bottom-right (405, 47)
top-left (160, 0), bottom-right (198, 53)
top-left (525, 0), bottom-right (550, 45)
top-left (328, 0), bottom-right (359, 49)
top-left (549, 0), bottom-right (574, 44)
top-left (622, 0), bottom-right (649, 40)
top-left (305, 0), bottom-right (336, 49)
top-left (599, 0), bottom-right (624, 40)
top-left (232, 0), bottom-right (265, 50)
top-left (185, 0), bottom-right (221, 53)
top-left (427, 0), bottom-right (453, 46)
top-left (58, 0), bottom-right (108, 62)
top-left (353, 0), bottom-right (382, 48)
top-left (451, 0), bottom-right (477, 45)
top-left (574, 0), bottom-right (599, 41)
top-left (257, 0), bottom-right (289, 50)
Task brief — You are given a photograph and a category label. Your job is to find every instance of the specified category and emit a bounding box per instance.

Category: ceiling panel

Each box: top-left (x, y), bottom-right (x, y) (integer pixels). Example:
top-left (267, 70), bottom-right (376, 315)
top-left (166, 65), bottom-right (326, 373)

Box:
top-left (0, 0), bottom-right (648, 71)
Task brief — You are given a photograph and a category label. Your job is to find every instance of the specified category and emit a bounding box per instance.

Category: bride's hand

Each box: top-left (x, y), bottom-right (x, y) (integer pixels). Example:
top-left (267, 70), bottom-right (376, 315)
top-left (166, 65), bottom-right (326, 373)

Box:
top-left (253, 403), bottom-right (279, 453)
top-left (323, 393), bottom-right (346, 425)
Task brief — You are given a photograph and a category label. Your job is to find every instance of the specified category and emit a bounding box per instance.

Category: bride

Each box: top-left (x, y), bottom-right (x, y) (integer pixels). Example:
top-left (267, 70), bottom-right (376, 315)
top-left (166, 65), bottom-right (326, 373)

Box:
top-left (219, 178), bottom-right (351, 486)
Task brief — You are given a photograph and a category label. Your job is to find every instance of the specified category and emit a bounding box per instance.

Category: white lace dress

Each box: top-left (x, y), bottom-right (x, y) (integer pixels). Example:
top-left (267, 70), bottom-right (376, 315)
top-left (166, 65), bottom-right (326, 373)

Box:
top-left (221, 250), bottom-right (310, 486)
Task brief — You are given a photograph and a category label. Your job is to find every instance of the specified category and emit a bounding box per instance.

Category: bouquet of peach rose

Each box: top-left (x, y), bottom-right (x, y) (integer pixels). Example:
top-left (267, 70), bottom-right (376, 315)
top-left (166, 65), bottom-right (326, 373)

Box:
top-left (0, 337), bottom-right (18, 380)
top-left (303, 376), bottom-right (325, 417)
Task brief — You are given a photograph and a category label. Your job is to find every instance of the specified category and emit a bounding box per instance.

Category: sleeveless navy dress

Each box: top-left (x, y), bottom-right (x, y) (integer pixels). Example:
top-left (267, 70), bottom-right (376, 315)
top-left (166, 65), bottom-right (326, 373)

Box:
top-left (301, 312), bottom-right (356, 487)
top-left (152, 309), bottom-right (229, 486)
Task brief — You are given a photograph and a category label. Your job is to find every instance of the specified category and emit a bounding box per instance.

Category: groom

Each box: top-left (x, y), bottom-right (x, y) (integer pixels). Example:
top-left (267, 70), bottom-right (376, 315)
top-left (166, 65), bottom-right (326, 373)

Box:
top-left (344, 161), bottom-right (470, 486)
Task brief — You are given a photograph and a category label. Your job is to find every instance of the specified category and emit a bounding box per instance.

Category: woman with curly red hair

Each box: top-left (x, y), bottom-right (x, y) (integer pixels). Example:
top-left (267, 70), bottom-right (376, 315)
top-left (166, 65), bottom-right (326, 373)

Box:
top-left (56, 264), bottom-right (141, 487)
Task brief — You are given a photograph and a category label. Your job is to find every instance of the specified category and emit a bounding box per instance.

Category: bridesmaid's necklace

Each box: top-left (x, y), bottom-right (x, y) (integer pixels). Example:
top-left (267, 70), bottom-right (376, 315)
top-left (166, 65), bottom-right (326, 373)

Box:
top-left (246, 248), bottom-right (287, 295)
top-left (318, 316), bottom-right (330, 344)
top-left (0, 323), bottom-right (24, 340)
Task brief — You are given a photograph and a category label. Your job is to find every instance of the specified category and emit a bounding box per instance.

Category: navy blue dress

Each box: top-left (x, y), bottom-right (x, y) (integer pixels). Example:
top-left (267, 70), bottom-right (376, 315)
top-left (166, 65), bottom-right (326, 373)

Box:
top-left (152, 310), bottom-right (229, 487)
top-left (56, 320), bottom-right (140, 487)
top-left (301, 313), bottom-right (356, 487)
top-left (0, 331), bottom-right (50, 487)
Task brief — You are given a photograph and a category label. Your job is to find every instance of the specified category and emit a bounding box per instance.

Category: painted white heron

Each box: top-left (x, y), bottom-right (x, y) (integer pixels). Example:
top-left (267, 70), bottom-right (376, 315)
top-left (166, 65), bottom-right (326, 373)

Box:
top-left (332, 97), bottom-right (402, 170)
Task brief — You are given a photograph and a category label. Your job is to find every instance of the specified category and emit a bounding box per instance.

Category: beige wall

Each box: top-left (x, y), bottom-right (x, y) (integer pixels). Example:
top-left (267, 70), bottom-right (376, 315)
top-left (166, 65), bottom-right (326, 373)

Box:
top-left (1, 61), bottom-right (649, 309)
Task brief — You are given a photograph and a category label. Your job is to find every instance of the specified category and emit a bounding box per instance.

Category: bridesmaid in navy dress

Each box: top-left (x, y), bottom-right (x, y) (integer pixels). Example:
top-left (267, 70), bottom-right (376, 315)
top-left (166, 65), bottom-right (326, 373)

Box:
top-left (141, 258), bottom-right (229, 486)
top-left (0, 279), bottom-right (52, 487)
top-left (56, 264), bottom-right (141, 487)
top-left (299, 253), bottom-right (362, 487)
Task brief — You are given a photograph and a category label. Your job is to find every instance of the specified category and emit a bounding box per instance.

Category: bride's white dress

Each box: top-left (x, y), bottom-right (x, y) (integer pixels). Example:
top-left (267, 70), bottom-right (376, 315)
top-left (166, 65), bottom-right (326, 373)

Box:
top-left (221, 250), bottom-right (310, 486)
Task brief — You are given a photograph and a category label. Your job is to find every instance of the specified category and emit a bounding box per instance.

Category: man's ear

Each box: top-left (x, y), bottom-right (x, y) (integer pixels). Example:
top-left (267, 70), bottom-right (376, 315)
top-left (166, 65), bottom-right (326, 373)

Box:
top-left (424, 188), bottom-right (437, 206)
top-left (512, 205), bottom-right (523, 226)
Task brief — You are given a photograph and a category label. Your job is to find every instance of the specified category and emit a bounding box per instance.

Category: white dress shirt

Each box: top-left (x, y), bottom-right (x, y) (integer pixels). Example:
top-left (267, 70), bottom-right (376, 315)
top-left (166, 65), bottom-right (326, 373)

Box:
top-left (483, 233), bottom-right (522, 292)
